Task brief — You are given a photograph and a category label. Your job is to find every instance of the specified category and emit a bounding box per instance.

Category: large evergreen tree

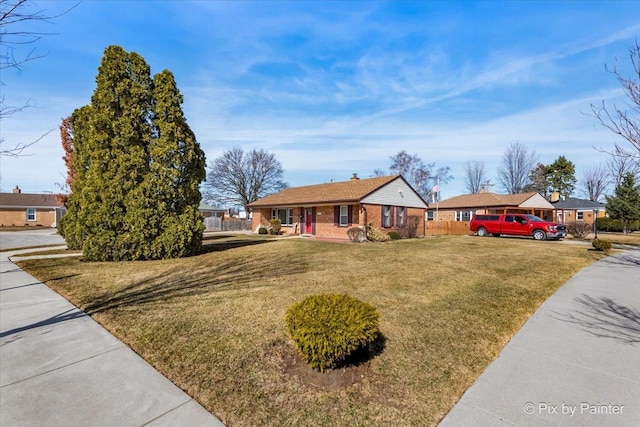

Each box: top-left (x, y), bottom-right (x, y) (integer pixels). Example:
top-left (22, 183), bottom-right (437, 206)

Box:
top-left (546, 155), bottom-right (576, 198)
top-left (59, 46), bottom-right (206, 260)
top-left (605, 173), bottom-right (640, 235)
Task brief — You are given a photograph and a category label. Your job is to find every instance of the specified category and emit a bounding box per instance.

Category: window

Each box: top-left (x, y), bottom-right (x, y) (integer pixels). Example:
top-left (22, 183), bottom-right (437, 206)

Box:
top-left (271, 208), bottom-right (293, 225)
top-left (426, 210), bottom-right (434, 221)
top-left (577, 211), bottom-right (584, 220)
top-left (455, 210), bottom-right (472, 221)
top-left (382, 206), bottom-right (393, 227)
top-left (26, 208), bottom-right (36, 222)
top-left (396, 206), bottom-right (407, 227)
top-left (339, 206), bottom-right (349, 226)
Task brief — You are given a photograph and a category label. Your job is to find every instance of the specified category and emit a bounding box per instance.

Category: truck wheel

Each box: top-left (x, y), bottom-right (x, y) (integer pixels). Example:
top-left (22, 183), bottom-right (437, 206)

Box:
top-left (532, 230), bottom-right (547, 241)
top-left (477, 227), bottom-right (488, 237)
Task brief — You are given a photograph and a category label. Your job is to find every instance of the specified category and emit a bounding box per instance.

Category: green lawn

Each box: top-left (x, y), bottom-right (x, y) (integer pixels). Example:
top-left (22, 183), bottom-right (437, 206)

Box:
top-left (17, 235), bottom-right (604, 426)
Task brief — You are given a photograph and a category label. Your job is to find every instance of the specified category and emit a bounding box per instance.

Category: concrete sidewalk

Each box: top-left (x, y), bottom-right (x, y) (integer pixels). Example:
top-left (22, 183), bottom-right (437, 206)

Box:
top-left (440, 249), bottom-right (640, 426)
top-left (0, 248), bottom-right (225, 427)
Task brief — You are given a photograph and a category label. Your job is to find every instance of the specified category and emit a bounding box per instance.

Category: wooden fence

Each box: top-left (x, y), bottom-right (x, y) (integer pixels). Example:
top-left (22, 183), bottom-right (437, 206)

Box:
top-left (425, 220), bottom-right (472, 236)
top-left (204, 217), bottom-right (252, 232)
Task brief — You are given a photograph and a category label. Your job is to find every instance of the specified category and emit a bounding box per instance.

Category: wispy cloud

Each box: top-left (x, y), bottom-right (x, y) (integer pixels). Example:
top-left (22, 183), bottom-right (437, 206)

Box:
top-left (1, 1), bottom-right (638, 196)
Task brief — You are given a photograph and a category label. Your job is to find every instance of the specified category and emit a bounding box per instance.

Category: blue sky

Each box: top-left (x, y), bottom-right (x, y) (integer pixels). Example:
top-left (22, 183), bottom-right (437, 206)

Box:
top-left (1, 0), bottom-right (639, 201)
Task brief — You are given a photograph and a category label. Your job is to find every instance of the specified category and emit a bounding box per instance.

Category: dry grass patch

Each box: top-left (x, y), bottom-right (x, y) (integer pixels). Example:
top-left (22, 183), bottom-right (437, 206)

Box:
top-left (18, 235), bottom-right (604, 426)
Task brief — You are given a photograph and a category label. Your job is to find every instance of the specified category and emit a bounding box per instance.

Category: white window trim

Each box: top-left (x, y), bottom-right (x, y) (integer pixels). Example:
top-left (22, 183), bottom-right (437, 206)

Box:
top-left (455, 210), bottom-right (473, 221)
top-left (339, 205), bottom-right (349, 226)
top-left (26, 208), bottom-right (36, 222)
top-left (271, 208), bottom-right (294, 225)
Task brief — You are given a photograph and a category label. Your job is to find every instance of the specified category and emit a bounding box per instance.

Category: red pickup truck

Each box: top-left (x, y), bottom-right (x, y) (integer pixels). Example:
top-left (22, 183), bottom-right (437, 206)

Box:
top-left (469, 214), bottom-right (567, 240)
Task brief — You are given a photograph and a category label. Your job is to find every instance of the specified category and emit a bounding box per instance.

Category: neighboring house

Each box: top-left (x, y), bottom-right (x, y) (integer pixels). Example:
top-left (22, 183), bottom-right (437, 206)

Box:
top-left (0, 186), bottom-right (66, 227)
top-left (198, 201), bottom-right (226, 219)
top-left (551, 197), bottom-right (606, 225)
top-left (428, 192), bottom-right (556, 222)
top-left (248, 174), bottom-right (429, 239)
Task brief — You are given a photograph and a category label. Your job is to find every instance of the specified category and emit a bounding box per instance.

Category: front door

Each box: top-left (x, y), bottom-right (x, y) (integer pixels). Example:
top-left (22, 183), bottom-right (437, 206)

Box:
top-left (305, 208), bottom-right (313, 234)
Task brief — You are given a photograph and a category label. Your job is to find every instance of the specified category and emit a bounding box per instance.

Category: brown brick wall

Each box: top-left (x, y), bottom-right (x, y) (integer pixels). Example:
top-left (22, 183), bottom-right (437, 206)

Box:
top-left (0, 208), bottom-right (56, 227)
top-left (251, 207), bottom-right (304, 234)
top-left (252, 203), bottom-right (425, 239)
top-left (362, 204), bottom-right (425, 238)
top-left (312, 205), bottom-right (360, 239)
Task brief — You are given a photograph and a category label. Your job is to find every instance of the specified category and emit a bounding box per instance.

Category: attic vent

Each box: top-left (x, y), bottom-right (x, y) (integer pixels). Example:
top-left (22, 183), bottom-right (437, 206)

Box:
top-left (351, 173), bottom-right (359, 180)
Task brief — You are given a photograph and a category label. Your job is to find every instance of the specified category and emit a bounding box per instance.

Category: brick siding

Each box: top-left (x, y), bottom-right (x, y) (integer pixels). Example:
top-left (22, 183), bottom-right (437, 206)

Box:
top-left (0, 208), bottom-right (56, 227)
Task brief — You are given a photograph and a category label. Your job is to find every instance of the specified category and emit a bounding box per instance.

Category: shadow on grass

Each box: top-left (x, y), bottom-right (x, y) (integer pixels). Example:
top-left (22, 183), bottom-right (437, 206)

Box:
top-left (202, 234), bottom-right (244, 241)
top-left (198, 238), bottom-right (273, 254)
top-left (338, 332), bottom-right (387, 368)
top-left (554, 294), bottom-right (640, 344)
top-left (84, 250), bottom-right (304, 315)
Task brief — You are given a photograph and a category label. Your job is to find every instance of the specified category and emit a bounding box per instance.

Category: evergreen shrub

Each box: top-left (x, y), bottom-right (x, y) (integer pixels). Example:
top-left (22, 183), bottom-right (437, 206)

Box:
top-left (366, 223), bottom-right (391, 242)
top-left (592, 239), bottom-right (612, 253)
top-left (285, 294), bottom-right (380, 372)
top-left (387, 231), bottom-right (400, 240)
top-left (269, 218), bottom-right (282, 235)
top-left (596, 217), bottom-right (640, 233)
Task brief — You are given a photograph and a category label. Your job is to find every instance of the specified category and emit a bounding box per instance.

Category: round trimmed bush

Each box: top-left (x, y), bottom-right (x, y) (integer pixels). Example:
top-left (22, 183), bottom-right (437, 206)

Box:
top-left (592, 238), bottom-right (612, 253)
top-left (285, 294), bottom-right (380, 372)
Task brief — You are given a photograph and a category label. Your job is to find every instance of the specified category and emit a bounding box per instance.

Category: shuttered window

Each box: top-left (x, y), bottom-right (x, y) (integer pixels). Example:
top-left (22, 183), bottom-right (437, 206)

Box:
top-left (396, 206), bottom-right (407, 227)
top-left (382, 206), bottom-right (394, 228)
top-left (334, 205), bottom-right (352, 226)
top-left (340, 206), bottom-right (349, 226)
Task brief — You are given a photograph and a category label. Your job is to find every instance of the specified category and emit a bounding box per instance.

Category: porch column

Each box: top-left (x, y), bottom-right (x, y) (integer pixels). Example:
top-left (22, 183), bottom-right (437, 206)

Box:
top-left (359, 205), bottom-right (367, 226)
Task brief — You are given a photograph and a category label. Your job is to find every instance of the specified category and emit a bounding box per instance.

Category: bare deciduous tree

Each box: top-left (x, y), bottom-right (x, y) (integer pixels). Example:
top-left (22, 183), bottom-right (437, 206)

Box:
top-left (463, 159), bottom-right (487, 194)
top-left (579, 163), bottom-right (610, 202)
top-left (497, 142), bottom-right (538, 194)
top-left (383, 150), bottom-right (452, 201)
top-left (590, 41), bottom-right (640, 162)
top-left (205, 147), bottom-right (289, 213)
top-left (0, 0), bottom-right (78, 157)
top-left (607, 154), bottom-right (640, 189)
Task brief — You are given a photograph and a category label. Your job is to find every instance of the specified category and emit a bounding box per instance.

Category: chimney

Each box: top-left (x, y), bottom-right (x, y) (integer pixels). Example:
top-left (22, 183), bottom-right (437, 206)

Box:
top-left (13, 185), bottom-right (21, 194)
top-left (550, 192), bottom-right (560, 202)
top-left (351, 173), bottom-right (360, 180)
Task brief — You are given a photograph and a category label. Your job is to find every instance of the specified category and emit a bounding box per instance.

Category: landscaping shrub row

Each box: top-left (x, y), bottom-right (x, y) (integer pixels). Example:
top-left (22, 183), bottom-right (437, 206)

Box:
top-left (596, 217), bottom-right (640, 233)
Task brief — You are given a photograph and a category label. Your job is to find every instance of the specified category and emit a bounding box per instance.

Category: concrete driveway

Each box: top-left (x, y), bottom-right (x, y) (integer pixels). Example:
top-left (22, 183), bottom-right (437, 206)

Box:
top-left (0, 228), bottom-right (66, 250)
